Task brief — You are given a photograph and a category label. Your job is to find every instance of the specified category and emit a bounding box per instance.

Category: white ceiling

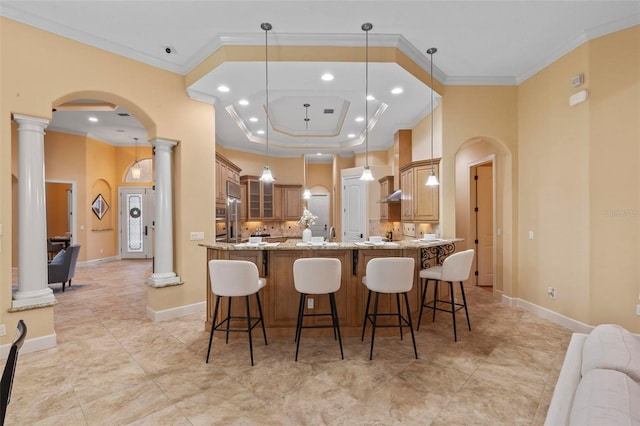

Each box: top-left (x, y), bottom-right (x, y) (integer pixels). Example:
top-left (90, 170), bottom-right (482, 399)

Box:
top-left (2, 1), bottom-right (639, 161)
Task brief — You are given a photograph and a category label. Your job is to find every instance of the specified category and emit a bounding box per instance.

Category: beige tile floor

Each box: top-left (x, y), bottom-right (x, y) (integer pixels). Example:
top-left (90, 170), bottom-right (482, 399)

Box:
top-left (6, 259), bottom-right (571, 425)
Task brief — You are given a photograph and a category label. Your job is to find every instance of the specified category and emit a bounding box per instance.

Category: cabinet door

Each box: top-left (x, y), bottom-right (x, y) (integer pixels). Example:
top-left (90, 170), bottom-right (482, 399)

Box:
top-left (248, 180), bottom-right (261, 219)
top-left (379, 179), bottom-right (389, 220)
top-left (262, 181), bottom-right (274, 220)
top-left (240, 184), bottom-right (247, 222)
top-left (401, 169), bottom-right (414, 220)
top-left (273, 185), bottom-right (282, 220)
top-left (283, 187), bottom-right (302, 220)
top-left (414, 164), bottom-right (439, 221)
top-left (215, 159), bottom-right (225, 204)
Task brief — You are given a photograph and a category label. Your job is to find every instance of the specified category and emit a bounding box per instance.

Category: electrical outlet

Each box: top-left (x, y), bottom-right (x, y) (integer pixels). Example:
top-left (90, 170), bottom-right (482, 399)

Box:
top-left (307, 298), bottom-right (314, 309)
top-left (547, 287), bottom-right (556, 300)
top-left (0, 324), bottom-right (6, 337)
top-left (190, 232), bottom-right (205, 241)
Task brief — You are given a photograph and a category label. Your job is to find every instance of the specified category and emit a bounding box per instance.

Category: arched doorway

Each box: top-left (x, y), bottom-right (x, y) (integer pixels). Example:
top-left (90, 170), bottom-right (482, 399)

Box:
top-left (454, 136), bottom-right (514, 298)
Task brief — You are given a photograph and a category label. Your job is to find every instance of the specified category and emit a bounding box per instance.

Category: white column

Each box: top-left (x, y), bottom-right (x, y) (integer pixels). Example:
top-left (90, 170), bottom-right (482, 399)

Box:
top-left (12, 114), bottom-right (55, 308)
top-left (147, 138), bottom-right (181, 287)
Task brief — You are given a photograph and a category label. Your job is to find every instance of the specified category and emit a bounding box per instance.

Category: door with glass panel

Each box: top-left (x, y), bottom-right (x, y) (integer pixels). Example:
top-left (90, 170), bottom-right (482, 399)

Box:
top-left (119, 187), bottom-right (154, 259)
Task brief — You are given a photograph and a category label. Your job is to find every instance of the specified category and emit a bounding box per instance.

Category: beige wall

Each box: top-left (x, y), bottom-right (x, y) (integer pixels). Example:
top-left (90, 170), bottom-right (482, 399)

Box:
top-left (1, 18), bottom-right (215, 343)
top-left (518, 26), bottom-right (639, 331)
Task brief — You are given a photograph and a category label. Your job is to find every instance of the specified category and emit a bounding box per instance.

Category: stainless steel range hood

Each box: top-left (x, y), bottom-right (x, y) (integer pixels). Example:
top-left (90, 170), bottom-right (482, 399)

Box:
top-left (378, 189), bottom-right (402, 203)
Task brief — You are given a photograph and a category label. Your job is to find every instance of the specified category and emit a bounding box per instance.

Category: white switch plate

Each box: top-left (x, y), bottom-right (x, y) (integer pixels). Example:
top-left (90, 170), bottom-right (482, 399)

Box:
top-left (0, 324), bottom-right (6, 337)
top-left (528, 231), bottom-right (534, 240)
top-left (307, 298), bottom-right (314, 309)
top-left (636, 304), bottom-right (640, 316)
top-left (190, 232), bottom-right (205, 241)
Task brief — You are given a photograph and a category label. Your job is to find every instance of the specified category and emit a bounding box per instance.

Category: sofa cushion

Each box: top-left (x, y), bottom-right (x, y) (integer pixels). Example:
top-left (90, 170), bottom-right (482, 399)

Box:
top-left (50, 249), bottom-right (66, 264)
top-left (569, 368), bottom-right (640, 426)
top-left (582, 324), bottom-right (640, 382)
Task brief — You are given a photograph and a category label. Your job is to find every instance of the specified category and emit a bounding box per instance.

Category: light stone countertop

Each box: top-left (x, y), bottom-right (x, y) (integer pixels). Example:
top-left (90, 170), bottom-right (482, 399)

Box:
top-left (199, 238), bottom-right (462, 250)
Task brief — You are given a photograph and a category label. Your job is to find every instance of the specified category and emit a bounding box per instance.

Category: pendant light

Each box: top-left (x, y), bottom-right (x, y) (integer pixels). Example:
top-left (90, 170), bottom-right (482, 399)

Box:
top-left (259, 22), bottom-right (275, 183)
top-left (425, 47), bottom-right (439, 186)
top-left (302, 103), bottom-right (312, 200)
top-left (131, 137), bottom-right (141, 180)
top-left (359, 22), bottom-right (375, 181)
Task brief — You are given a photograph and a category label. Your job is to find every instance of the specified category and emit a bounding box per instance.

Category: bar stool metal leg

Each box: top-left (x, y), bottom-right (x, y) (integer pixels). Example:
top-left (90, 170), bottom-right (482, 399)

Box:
top-left (459, 281), bottom-right (471, 332)
top-left (225, 297), bottom-right (232, 343)
top-left (206, 295), bottom-right (222, 363)
top-left (417, 278), bottom-right (428, 331)
top-left (403, 292), bottom-right (418, 359)
top-left (329, 293), bottom-right (344, 359)
top-left (396, 293), bottom-right (404, 340)
top-left (361, 289), bottom-right (372, 341)
top-left (369, 292), bottom-right (380, 360)
top-left (449, 281), bottom-right (458, 342)
top-left (255, 292), bottom-right (268, 345)
top-left (245, 295), bottom-right (255, 366)
top-left (294, 293), bottom-right (305, 361)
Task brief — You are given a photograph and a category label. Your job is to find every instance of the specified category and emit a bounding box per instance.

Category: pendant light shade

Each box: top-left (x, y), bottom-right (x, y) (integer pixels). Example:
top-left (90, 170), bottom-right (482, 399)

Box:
top-left (131, 137), bottom-right (141, 180)
top-left (426, 47), bottom-right (439, 187)
top-left (359, 22), bottom-right (374, 182)
top-left (259, 22), bottom-right (275, 183)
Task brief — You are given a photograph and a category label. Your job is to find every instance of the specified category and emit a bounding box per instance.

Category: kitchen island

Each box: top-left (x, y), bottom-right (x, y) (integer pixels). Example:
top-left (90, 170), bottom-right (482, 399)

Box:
top-left (201, 238), bottom-right (462, 337)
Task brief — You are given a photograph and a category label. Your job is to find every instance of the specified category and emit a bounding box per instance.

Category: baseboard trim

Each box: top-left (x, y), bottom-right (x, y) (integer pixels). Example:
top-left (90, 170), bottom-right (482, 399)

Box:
top-left (147, 301), bottom-right (205, 322)
top-left (80, 256), bottom-right (119, 267)
top-left (0, 333), bottom-right (57, 357)
top-left (501, 295), bottom-right (593, 334)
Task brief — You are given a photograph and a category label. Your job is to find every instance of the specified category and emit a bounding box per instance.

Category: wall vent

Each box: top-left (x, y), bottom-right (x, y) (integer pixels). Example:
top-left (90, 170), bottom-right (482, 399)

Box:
top-left (117, 112), bottom-right (130, 117)
top-left (323, 109), bottom-right (334, 114)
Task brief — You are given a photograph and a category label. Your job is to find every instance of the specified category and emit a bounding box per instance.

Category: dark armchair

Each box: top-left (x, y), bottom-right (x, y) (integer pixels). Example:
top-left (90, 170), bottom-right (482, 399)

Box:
top-left (1, 320), bottom-right (27, 425)
top-left (48, 244), bottom-right (81, 292)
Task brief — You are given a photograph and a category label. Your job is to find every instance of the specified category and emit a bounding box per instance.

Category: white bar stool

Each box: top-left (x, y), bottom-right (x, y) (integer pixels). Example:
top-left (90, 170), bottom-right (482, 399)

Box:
top-left (417, 249), bottom-right (475, 341)
top-left (206, 260), bottom-right (268, 366)
top-left (293, 258), bottom-right (343, 361)
top-left (361, 257), bottom-right (417, 360)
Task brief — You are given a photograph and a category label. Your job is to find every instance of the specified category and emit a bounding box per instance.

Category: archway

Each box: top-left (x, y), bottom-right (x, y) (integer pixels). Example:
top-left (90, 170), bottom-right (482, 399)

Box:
top-left (454, 136), bottom-right (515, 298)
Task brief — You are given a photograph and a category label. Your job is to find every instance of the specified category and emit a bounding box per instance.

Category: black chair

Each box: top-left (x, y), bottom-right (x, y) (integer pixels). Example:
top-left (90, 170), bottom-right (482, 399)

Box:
top-left (1, 320), bottom-right (27, 425)
top-left (48, 244), bottom-right (81, 291)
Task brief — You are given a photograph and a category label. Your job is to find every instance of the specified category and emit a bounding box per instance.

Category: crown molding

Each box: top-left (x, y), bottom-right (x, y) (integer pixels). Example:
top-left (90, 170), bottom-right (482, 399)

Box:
top-left (517, 13), bottom-right (640, 84)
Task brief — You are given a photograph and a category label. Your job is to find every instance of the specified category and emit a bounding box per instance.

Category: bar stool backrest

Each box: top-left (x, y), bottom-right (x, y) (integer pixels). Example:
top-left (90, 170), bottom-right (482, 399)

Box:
top-left (209, 260), bottom-right (260, 297)
top-left (365, 257), bottom-right (415, 293)
top-left (294, 258), bottom-right (341, 294)
top-left (440, 249), bottom-right (475, 282)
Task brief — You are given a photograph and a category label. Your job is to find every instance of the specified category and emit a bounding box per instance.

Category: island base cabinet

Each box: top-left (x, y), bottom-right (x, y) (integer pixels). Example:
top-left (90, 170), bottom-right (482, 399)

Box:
top-left (206, 246), bottom-right (435, 338)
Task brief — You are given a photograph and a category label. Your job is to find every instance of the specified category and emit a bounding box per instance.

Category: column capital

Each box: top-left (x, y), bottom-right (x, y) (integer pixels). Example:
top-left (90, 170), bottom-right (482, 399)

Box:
top-left (12, 113), bottom-right (49, 131)
top-left (150, 138), bottom-right (179, 151)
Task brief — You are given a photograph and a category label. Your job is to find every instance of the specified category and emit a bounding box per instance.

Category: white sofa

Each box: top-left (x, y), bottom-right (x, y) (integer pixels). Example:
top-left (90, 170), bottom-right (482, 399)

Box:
top-left (545, 324), bottom-right (640, 425)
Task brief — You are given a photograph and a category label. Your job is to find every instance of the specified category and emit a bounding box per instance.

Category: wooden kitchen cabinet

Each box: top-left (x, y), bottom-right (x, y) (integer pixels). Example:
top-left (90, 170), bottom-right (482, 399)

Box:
top-left (400, 159), bottom-right (439, 222)
top-left (378, 176), bottom-right (400, 222)
top-left (215, 152), bottom-right (241, 205)
top-left (282, 185), bottom-right (302, 220)
top-left (241, 175), bottom-right (274, 220)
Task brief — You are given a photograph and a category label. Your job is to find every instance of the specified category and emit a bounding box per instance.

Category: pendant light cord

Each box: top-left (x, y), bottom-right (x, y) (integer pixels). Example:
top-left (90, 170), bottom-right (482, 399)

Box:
top-left (363, 23), bottom-right (371, 168)
top-left (262, 22), bottom-right (272, 167)
top-left (428, 47), bottom-right (437, 174)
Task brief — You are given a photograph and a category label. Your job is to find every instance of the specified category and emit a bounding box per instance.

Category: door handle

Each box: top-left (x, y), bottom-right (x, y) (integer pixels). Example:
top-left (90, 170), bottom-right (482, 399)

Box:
top-left (144, 226), bottom-right (148, 236)
top-left (360, 233), bottom-right (363, 238)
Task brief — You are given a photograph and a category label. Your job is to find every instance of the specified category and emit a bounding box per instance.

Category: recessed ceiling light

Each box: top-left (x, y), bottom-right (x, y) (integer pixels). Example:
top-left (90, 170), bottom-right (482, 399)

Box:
top-left (391, 87), bottom-right (403, 95)
top-left (316, 153), bottom-right (322, 156)
top-left (249, 117), bottom-right (258, 122)
top-left (321, 73), bottom-right (334, 81)
top-left (238, 99), bottom-right (249, 106)
top-left (217, 85), bottom-right (230, 93)
top-left (88, 116), bottom-right (98, 122)
top-left (355, 116), bottom-right (364, 122)
top-left (366, 95), bottom-right (375, 101)
top-left (257, 130), bottom-right (265, 134)
top-left (347, 133), bottom-right (356, 138)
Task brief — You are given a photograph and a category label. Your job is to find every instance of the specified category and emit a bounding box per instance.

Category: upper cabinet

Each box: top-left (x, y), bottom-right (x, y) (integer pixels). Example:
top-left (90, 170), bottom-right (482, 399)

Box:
top-left (378, 176), bottom-right (400, 222)
top-left (400, 159), bottom-right (440, 222)
top-left (281, 185), bottom-right (302, 221)
top-left (241, 176), bottom-right (274, 220)
top-left (215, 153), bottom-right (241, 205)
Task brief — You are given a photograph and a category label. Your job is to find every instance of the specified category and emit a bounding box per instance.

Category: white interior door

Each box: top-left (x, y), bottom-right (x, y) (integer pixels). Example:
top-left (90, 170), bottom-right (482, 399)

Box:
top-left (307, 193), bottom-right (330, 238)
top-left (342, 175), bottom-right (366, 242)
top-left (473, 163), bottom-right (494, 286)
top-left (120, 187), bottom-right (154, 259)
